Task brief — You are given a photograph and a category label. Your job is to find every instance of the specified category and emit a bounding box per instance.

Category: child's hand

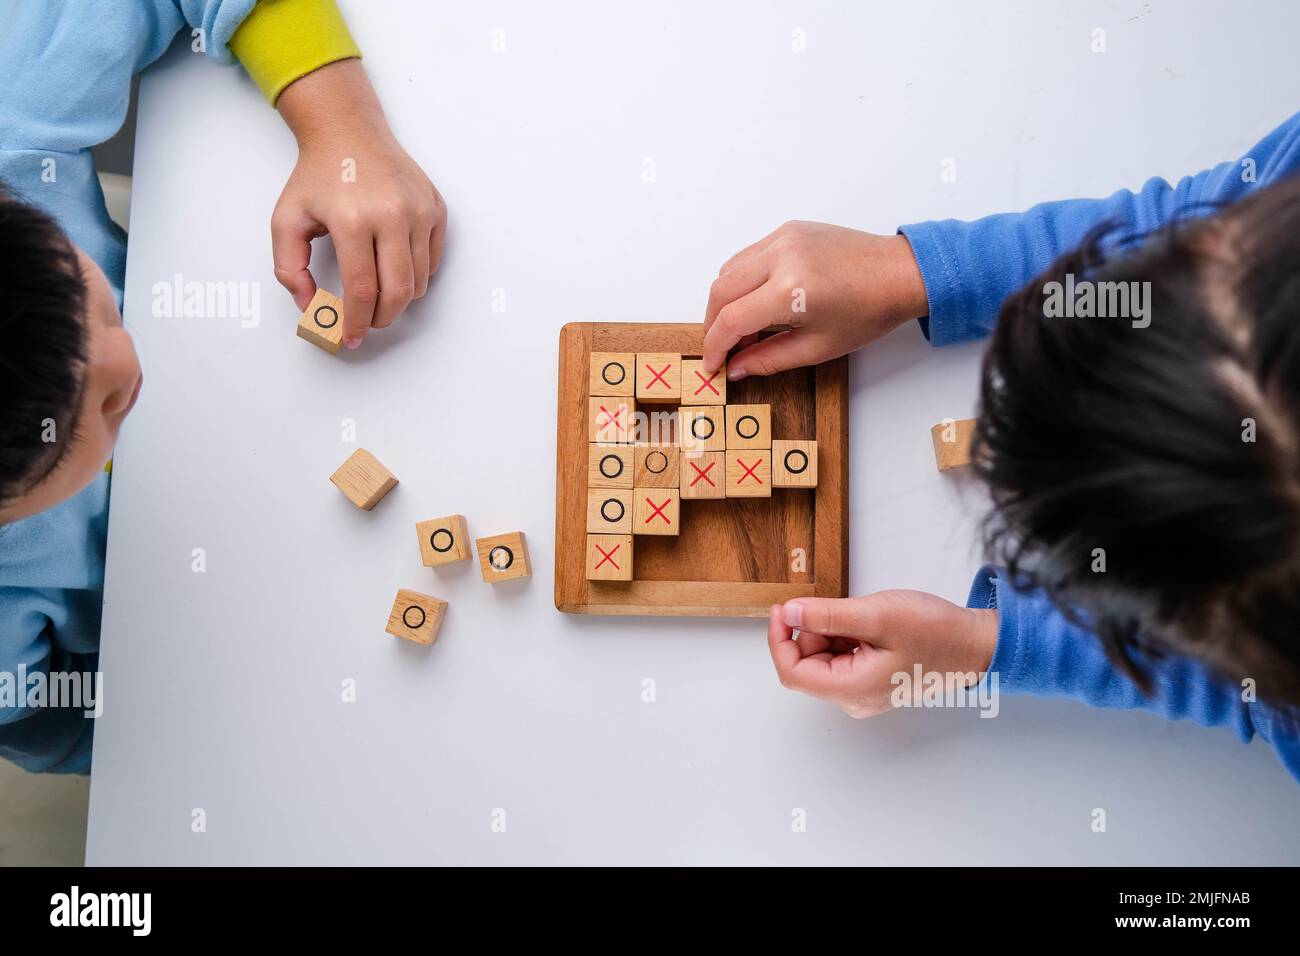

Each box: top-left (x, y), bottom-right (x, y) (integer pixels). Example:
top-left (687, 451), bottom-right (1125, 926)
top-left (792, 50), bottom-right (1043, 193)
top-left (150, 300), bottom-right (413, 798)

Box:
top-left (272, 59), bottom-right (447, 349)
top-left (703, 222), bottom-right (929, 377)
top-left (767, 590), bottom-right (998, 718)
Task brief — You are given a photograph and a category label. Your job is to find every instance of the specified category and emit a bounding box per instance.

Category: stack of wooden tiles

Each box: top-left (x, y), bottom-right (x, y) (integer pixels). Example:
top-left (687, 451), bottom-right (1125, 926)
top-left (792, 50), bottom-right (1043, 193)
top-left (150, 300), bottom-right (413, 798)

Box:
top-left (583, 351), bottom-right (818, 582)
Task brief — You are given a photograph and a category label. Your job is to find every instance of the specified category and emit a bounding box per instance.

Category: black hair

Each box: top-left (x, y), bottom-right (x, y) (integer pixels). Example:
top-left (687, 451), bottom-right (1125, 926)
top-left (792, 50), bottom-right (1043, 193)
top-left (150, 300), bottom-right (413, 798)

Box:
top-left (974, 174), bottom-right (1300, 708)
top-left (0, 187), bottom-right (89, 508)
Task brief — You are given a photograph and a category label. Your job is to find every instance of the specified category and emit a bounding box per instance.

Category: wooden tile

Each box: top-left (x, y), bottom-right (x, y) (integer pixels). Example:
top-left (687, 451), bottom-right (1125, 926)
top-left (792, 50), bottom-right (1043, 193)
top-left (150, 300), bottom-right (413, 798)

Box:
top-left (931, 418), bottom-right (976, 471)
top-left (633, 488), bottom-right (680, 535)
top-left (415, 514), bottom-right (472, 566)
top-left (330, 448), bottom-right (398, 510)
top-left (586, 533), bottom-right (633, 582)
top-left (680, 359), bottom-right (726, 405)
top-left (588, 396), bottom-right (636, 444)
top-left (772, 440), bottom-right (818, 488)
top-left (725, 404), bottom-right (771, 449)
top-left (679, 406), bottom-right (725, 453)
top-left (385, 589), bottom-right (448, 645)
top-left (725, 449), bottom-right (772, 498)
top-left (476, 531), bottom-right (532, 583)
top-left (634, 444), bottom-right (679, 488)
top-left (679, 450), bottom-right (725, 500)
top-left (635, 352), bottom-right (681, 404)
top-left (588, 445), bottom-right (634, 489)
top-left (589, 352), bottom-right (635, 396)
top-left (587, 489), bottom-right (633, 534)
top-left (296, 288), bottom-right (345, 354)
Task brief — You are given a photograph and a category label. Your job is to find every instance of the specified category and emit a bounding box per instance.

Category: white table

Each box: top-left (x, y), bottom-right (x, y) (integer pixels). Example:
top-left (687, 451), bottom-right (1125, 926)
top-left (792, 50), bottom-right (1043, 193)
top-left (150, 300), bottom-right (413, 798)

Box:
top-left (86, 0), bottom-right (1300, 865)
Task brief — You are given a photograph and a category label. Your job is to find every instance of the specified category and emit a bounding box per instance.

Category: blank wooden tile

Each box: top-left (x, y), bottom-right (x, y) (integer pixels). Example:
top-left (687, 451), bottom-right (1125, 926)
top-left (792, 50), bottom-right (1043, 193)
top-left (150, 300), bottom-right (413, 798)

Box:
top-left (476, 531), bottom-right (532, 583)
top-left (679, 450), bottom-right (725, 500)
top-left (725, 404), bottom-right (771, 449)
top-left (725, 449), bottom-right (772, 498)
top-left (330, 448), bottom-right (398, 510)
top-left (634, 444), bottom-right (679, 488)
top-left (385, 589), bottom-right (448, 645)
top-left (415, 514), bottom-right (472, 566)
top-left (588, 397), bottom-right (636, 444)
top-left (773, 440), bottom-right (818, 488)
top-left (679, 406), bottom-right (725, 453)
top-left (680, 359), bottom-right (726, 405)
top-left (632, 406), bottom-right (679, 445)
top-left (635, 353), bottom-right (682, 404)
top-left (586, 533), bottom-right (633, 582)
top-left (931, 418), bottom-right (976, 471)
top-left (633, 488), bottom-right (680, 536)
top-left (296, 288), bottom-right (345, 354)
top-left (587, 488), bottom-right (633, 534)
top-left (589, 352), bottom-right (636, 396)
top-left (588, 445), bottom-right (634, 488)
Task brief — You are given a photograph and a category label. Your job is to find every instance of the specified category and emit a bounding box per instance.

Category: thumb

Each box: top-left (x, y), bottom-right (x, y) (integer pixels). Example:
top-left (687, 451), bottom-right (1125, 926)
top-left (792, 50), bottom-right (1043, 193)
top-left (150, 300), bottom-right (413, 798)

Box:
top-left (779, 595), bottom-right (893, 647)
top-left (727, 329), bottom-right (829, 380)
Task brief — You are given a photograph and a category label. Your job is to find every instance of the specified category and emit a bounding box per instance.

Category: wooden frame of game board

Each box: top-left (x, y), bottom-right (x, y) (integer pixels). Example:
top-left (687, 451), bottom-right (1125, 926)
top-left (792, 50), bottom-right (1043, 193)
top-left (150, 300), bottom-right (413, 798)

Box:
top-left (555, 322), bottom-right (849, 617)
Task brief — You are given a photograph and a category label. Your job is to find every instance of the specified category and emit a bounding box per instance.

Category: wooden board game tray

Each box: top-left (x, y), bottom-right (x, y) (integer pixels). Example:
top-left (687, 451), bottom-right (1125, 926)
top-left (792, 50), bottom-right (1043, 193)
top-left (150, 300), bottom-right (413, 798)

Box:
top-left (554, 322), bottom-right (849, 617)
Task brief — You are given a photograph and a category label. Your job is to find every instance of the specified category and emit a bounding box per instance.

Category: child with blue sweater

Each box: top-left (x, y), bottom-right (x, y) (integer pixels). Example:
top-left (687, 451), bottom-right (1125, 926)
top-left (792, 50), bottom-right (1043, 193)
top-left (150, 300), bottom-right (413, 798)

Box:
top-left (0, 0), bottom-right (446, 771)
top-left (702, 112), bottom-right (1300, 782)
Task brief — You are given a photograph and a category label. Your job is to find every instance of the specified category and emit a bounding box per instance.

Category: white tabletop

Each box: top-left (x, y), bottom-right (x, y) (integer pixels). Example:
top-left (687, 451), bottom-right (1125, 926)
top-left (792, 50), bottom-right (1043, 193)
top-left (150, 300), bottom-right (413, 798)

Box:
top-left (87, 0), bottom-right (1300, 864)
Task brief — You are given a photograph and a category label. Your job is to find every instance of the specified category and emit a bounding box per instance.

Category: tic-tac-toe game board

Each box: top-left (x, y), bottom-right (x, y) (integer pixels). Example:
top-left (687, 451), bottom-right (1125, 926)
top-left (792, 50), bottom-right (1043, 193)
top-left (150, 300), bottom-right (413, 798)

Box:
top-left (554, 323), bottom-right (849, 617)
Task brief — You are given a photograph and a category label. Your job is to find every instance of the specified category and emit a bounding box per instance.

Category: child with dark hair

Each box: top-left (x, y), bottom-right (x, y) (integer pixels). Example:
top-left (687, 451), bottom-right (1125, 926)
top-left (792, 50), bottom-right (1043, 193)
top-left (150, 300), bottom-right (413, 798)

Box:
top-left (0, 0), bottom-right (446, 772)
top-left (703, 112), bottom-right (1300, 781)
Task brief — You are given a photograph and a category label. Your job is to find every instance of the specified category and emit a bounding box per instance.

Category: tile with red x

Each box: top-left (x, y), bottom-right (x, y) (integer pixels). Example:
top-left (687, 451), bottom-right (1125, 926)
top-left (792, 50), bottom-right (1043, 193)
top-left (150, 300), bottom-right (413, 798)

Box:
top-left (588, 396), bottom-right (635, 443)
top-left (634, 352), bottom-right (681, 404)
top-left (680, 359), bottom-right (726, 406)
top-left (633, 489), bottom-right (681, 536)
top-left (725, 449), bottom-right (772, 499)
top-left (586, 533), bottom-right (633, 581)
top-left (680, 451), bottom-right (725, 499)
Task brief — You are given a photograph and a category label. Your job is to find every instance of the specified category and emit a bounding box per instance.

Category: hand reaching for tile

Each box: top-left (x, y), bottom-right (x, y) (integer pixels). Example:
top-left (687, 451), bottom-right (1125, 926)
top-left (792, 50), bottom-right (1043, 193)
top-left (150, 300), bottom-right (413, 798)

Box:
top-left (702, 222), bottom-right (928, 379)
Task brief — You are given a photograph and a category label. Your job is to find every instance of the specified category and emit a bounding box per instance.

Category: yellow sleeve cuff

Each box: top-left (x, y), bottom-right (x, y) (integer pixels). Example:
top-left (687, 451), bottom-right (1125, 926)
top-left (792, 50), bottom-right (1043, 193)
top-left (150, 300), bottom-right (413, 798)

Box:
top-left (229, 0), bottom-right (362, 105)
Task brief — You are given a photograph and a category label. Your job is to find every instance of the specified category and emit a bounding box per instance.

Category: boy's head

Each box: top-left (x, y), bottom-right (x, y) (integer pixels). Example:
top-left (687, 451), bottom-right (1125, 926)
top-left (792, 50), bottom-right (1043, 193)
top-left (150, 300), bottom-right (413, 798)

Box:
top-left (975, 175), bottom-right (1300, 707)
top-left (0, 190), bottom-right (141, 524)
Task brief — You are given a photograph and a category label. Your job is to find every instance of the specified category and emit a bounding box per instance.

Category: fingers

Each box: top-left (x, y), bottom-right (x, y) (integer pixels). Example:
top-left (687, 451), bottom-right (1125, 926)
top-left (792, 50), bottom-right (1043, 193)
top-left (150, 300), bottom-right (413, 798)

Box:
top-left (781, 596), bottom-right (891, 647)
top-left (372, 227), bottom-right (415, 330)
top-left (410, 227), bottom-right (431, 300)
top-left (726, 329), bottom-right (831, 380)
top-left (270, 209), bottom-right (318, 311)
top-left (429, 187), bottom-right (448, 272)
top-left (701, 282), bottom-right (787, 375)
top-left (767, 604), bottom-right (804, 678)
top-left (428, 208), bottom-right (447, 278)
top-left (412, 190), bottom-right (447, 299)
top-left (335, 227), bottom-right (379, 348)
top-left (704, 256), bottom-right (767, 332)
top-left (766, 605), bottom-right (839, 696)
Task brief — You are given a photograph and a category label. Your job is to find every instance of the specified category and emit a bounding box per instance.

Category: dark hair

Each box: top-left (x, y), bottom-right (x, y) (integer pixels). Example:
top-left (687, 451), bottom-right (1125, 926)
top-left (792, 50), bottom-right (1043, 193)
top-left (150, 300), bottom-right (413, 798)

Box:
top-left (974, 175), bottom-right (1300, 708)
top-left (0, 187), bottom-right (88, 507)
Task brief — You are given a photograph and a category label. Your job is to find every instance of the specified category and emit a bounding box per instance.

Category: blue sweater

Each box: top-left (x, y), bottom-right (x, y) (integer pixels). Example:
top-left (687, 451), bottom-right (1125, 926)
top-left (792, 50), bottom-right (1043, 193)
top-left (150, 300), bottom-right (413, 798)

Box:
top-left (0, 0), bottom-right (257, 772)
top-left (900, 112), bottom-right (1300, 782)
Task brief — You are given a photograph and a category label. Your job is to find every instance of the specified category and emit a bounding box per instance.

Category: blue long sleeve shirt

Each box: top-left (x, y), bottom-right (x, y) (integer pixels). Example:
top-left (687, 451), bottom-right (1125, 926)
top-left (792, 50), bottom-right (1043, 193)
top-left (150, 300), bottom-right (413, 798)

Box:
top-left (900, 112), bottom-right (1300, 782)
top-left (0, 0), bottom-right (257, 773)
